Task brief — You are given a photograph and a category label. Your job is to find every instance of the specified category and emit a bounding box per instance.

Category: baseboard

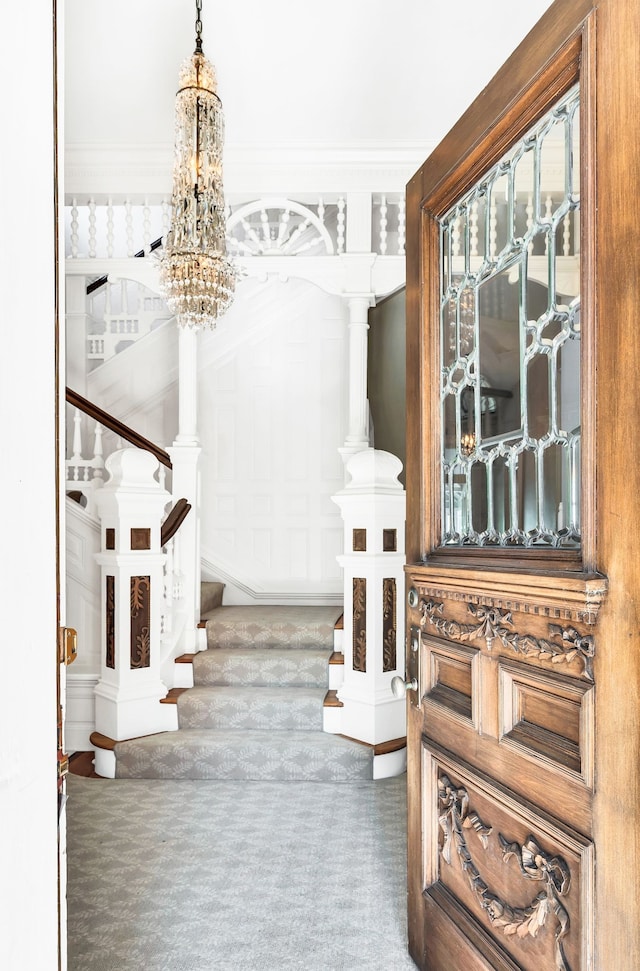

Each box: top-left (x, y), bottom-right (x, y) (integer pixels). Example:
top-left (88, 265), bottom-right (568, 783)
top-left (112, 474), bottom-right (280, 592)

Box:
top-left (65, 673), bottom-right (99, 754)
top-left (200, 549), bottom-right (342, 606)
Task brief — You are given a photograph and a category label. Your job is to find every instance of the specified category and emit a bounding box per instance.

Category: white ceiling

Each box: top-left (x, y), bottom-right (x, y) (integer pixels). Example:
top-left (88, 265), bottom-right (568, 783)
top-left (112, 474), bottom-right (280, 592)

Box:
top-left (63, 0), bottom-right (554, 195)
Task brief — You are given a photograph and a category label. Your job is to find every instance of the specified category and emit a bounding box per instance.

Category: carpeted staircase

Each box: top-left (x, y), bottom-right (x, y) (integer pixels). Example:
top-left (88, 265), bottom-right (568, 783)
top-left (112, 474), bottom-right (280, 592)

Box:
top-left (113, 603), bottom-right (374, 781)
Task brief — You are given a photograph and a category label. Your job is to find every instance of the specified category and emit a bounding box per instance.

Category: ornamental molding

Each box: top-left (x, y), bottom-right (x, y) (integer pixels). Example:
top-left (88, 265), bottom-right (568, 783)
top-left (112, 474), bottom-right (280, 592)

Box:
top-left (420, 599), bottom-right (595, 681)
top-left (438, 773), bottom-right (572, 971)
top-left (409, 570), bottom-right (607, 626)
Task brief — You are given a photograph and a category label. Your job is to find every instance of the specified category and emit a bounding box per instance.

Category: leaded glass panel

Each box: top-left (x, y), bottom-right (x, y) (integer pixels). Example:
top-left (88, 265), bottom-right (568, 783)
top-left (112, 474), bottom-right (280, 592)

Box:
top-left (440, 85), bottom-right (580, 548)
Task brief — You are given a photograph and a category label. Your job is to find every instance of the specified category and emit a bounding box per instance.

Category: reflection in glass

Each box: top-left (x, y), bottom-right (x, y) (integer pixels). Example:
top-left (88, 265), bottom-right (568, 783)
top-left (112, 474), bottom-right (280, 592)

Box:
top-left (440, 85), bottom-right (580, 548)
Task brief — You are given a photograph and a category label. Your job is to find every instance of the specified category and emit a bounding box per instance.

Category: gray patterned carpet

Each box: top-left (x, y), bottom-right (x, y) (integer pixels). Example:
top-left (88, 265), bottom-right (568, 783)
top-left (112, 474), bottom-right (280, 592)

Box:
top-left (114, 605), bottom-right (374, 782)
top-left (66, 775), bottom-right (417, 971)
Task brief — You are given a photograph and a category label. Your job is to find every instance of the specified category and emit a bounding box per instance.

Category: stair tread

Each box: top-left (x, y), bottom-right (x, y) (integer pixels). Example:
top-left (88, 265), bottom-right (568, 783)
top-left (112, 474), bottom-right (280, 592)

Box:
top-left (114, 728), bottom-right (373, 781)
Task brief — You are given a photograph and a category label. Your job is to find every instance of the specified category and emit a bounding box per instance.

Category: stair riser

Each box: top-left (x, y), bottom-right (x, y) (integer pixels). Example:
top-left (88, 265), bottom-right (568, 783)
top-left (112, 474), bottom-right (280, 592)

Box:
top-left (178, 700), bottom-right (324, 732)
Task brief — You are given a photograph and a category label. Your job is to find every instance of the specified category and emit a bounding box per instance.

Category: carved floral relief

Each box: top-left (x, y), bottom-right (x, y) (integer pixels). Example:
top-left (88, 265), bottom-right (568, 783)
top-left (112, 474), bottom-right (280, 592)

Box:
top-left (438, 773), bottom-right (572, 971)
top-left (382, 578), bottom-right (397, 673)
top-left (419, 598), bottom-right (595, 680)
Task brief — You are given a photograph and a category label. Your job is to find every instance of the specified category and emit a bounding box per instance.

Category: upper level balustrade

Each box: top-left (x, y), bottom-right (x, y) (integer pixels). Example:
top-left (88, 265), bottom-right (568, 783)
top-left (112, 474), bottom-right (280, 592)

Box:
top-left (65, 194), bottom-right (407, 261)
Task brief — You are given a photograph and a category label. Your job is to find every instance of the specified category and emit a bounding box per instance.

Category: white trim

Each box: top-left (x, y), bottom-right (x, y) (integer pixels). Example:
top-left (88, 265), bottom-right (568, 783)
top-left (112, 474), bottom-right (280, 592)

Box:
top-left (200, 548), bottom-right (342, 606)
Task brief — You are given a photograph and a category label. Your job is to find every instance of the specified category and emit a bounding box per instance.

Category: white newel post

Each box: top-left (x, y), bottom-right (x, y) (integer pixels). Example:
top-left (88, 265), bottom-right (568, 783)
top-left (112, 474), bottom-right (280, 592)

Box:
top-left (93, 448), bottom-right (177, 767)
top-left (169, 325), bottom-right (202, 651)
top-left (332, 448), bottom-right (406, 747)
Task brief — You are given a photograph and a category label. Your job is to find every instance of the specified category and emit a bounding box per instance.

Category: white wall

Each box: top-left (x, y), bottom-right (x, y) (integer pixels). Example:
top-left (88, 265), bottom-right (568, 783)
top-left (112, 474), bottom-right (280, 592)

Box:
top-left (0, 1), bottom-right (60, 967)
top-left (199, 276), bottom-right (348, 603)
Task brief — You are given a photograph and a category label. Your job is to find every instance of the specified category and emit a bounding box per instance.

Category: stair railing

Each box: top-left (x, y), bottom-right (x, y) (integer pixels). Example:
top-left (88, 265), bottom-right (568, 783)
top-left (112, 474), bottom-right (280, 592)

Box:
top-left (65, 387), bottom-right (190, 660)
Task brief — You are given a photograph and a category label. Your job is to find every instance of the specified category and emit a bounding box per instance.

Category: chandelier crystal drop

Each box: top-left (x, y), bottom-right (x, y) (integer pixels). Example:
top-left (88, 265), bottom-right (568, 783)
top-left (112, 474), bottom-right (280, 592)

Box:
top-left (160, 0), bottom-right (236, 329)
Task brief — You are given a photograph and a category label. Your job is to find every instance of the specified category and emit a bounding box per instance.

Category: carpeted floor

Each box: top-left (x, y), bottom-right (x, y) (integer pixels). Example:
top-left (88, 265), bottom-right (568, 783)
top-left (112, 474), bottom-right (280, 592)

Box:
top-left (66, 775), bottom-right (418, 971)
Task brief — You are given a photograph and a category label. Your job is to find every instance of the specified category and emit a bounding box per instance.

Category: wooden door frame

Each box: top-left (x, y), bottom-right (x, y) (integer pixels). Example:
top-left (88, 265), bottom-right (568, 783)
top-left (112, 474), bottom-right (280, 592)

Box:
top-left (406, 0), bottom-right (640, 966)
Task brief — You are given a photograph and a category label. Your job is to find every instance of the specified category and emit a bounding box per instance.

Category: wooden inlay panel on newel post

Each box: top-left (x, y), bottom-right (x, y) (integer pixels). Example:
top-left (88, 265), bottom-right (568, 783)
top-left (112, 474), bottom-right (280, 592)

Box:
top-left (382, 578), bottom-right (397, 672)
top-left (105, 575), bottom-right (115, 669)
top-left (352, 577), bottom-right (367, 672)
top-left (130, 576), bottom-right (151, 669)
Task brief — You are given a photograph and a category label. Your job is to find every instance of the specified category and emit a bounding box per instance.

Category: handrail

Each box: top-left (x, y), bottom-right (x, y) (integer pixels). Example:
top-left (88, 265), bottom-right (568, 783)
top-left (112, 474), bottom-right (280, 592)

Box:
top-left (66, 387), bottom-right (172, 469)
top-left (161, 498), bottom-right (191, 547)
top-left (86, 237), bottom-right (164, 295)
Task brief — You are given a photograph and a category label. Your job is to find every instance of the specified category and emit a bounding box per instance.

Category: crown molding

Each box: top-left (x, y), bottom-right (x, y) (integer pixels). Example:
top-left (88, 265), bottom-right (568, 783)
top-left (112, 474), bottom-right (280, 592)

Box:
top-left (63, 140), bottom-right (435, 202)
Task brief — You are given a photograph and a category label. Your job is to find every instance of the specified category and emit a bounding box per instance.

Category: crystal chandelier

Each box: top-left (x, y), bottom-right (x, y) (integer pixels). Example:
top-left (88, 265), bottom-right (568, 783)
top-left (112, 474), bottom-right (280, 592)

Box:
top-left (160, 0), bottom-right (236, 329)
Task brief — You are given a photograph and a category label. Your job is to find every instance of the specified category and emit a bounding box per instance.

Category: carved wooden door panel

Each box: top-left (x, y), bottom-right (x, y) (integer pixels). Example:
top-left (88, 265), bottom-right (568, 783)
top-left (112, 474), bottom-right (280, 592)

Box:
top-left (405, 1), bottom-right (640, 968)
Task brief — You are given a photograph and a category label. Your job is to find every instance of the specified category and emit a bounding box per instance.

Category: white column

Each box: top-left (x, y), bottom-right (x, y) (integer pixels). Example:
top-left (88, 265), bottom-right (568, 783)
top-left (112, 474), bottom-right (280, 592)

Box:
top-left (332, 449), bottom-right (406, 747)
top-left (169, 324), bottom-right (201, 649)
top-left (167, 442), bottom-right (201, 651)
top-left (177, 326), bottom-right (199, 444)
top-left (93, 449), bottom-right (177, 754)
top-left (339, 294), bottom-right (375, 471)
top-left (65, 274), bottom-right (89, 395)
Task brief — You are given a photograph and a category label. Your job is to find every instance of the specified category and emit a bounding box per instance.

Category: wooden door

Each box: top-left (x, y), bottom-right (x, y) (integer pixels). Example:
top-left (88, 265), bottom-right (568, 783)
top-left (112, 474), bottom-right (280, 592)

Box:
top-left (405, 1), bottom-right (640, 968)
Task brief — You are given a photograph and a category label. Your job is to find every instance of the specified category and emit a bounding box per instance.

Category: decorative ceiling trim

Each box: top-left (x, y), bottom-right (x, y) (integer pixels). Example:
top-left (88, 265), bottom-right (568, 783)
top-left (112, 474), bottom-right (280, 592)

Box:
top-left (64, 140), bottom-right (436, 202)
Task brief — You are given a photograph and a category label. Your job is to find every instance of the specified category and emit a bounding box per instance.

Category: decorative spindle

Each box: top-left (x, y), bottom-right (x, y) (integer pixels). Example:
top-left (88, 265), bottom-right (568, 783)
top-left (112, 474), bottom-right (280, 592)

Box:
top-left (317, 196), bottom-right (325, 227)
top-left (277, 209), bottom-right (290, 247)
top-left (107, 198), bottom-right (114, 258)
top-left (70, 198), bottom-right (79, 258)
top-left (397, 196), bottom-right (406, 255)
top-left (161, 199), bottom-right (170, 243)
top-left (71, 410), bottom-right (83, 473)
top-left (92, 424), bottom-right (104, 479)
top-left (260, 208), bottom-right (270, 244)
top-left (337, 197), bottom-right (345, 255)
top-left (125, 200), bottom-right (134, 257)
top-left (379, 195), bottom-right (388, 255)
top-left (88, 199), bottom-right (97, 258)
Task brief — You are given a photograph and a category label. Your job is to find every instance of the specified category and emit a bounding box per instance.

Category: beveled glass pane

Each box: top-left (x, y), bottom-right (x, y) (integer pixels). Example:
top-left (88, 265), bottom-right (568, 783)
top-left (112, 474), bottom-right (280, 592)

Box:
top-left (439, 84), bottom-right (580, 548)
top-left (478, 266), bottom-right (521, 440)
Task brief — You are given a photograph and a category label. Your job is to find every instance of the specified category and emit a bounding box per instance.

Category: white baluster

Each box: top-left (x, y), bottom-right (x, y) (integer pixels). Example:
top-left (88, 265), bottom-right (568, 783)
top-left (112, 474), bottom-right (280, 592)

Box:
top-left (70, 198), bottom-right (79, 258)
top-left (379, 195), bottom-right (388, 255)
top-left (158, 465), bottom-right (167, 491)
top-left (161, 199), bottom-right (170, 243)
top-left (470, 201), bottom-right (478, 258)
top-left (277, 209), bottom-right (290, 248)
top-left (92, 424), bottom-right (104, 480)
top-left (107, 198), bottom-right (114, 258)
top-left (143, 198), bottom-right (151, 255)
top-left (397, 196), bottom-right (406, 256)
top-left (260, 208), bottom-right (270, 244)
top-left (88, 199), bottom-right (97, 258)
top-left (337, 197), bottom-right (346, 255)
top-left (71, 409), bottom-right (83, 463)
top-left (317, 196), bottom-right (325, 227)
top-left (125, 200), bottom-right (134, 257)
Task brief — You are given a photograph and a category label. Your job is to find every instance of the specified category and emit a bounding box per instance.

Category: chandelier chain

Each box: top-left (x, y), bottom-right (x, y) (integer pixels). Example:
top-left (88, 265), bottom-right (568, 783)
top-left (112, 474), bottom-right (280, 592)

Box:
top-left (195, 0), bottom-right (203, 53)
